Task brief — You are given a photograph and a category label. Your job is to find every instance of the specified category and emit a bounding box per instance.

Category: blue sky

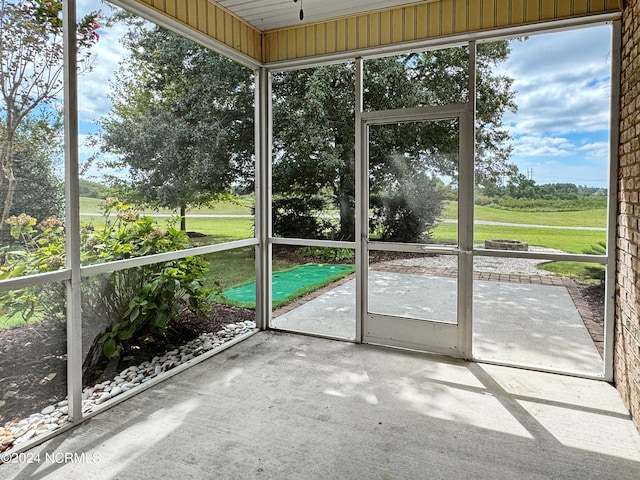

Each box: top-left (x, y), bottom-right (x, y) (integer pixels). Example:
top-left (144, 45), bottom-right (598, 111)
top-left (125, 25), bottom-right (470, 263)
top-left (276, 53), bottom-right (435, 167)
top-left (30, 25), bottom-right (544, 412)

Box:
top-left (76, 1), bottom-right (613, 188)
top-left (496, 25), bottom-right (613, 188)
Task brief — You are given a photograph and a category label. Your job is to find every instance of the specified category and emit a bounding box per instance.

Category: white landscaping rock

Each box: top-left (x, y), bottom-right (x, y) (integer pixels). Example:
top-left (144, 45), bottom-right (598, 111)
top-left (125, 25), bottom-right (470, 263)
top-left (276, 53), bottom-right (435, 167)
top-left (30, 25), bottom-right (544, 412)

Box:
top-left (95, 392), bottom-right (112, 405)
top-left (40, 405), bottom-right (56, 415)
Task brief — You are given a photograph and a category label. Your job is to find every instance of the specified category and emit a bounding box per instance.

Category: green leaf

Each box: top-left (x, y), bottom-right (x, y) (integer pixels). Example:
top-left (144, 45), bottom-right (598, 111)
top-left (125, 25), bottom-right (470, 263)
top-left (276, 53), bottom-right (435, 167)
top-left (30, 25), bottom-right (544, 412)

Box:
top-left (129, 307), bottom-right (140, 322)
top-left (103, 338), bottom-right (117, 358)
top-left (98, 332), bottom-right (113, 344)
top-left (118, 326), bottom-right (135, 340)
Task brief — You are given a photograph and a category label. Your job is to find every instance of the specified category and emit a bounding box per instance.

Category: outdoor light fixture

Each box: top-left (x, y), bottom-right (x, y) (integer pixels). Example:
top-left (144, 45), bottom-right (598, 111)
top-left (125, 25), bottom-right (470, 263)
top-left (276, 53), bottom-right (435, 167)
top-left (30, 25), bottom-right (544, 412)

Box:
top-left (293, 0), bottom-right (303, 20)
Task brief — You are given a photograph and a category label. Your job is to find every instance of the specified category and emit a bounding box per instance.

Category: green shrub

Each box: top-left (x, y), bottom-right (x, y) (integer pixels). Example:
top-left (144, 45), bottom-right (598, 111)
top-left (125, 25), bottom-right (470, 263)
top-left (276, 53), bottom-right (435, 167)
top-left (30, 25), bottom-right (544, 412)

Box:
top-left (98, 256), bottom-right (210, 358)
top-left (478, 196), bottom-right (607, 212)
top-left (298, 246), bottom-right (354, 262)
top-left (0, 198), bottom-right (214, 361)
top-left (272, 196), bottom-right (336, 239)
top-left (370, 175), bottom-right (445, 243)
top-left (0, 214), bottom-right (67, 323)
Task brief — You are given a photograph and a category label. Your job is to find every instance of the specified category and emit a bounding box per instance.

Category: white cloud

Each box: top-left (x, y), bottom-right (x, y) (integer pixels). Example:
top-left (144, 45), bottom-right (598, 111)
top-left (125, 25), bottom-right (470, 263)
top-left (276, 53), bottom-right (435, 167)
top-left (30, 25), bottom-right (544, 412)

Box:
top-left (495, 25), bottom-right (613, 186)
top-left (499, 25), bottom-right (612, 137)
top-left (512, 135), bottom-right (573, 157)
top-left (77, 1), bottom-right (131, 123)
top-left (578, 141), bottom-right (610, 160)
top-left (501, 27), bottom-right (612, 79)
top-left (511, 134), bottom-right (609, 162)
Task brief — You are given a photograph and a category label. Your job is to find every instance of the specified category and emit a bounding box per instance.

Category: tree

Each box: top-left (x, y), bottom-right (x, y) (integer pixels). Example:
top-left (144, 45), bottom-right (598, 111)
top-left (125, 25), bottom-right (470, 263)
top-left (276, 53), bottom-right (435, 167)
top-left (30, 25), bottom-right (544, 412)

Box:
top-left (272, 64), bottom-right (357, 239)
top-left (79, 178), bottom-right (110, 199)
top-left (93, 25), bottom-right (255, 230)
top-left (97, 31), bottom-right (518, 242)
top-left (273, 43), bottom-right (519, 241)
top-left (506, 173), bottom-right (537, 199)
top-left (0, 113), bottom-right (64, 244)
top-left (0, 0), bottom-right (100, 230)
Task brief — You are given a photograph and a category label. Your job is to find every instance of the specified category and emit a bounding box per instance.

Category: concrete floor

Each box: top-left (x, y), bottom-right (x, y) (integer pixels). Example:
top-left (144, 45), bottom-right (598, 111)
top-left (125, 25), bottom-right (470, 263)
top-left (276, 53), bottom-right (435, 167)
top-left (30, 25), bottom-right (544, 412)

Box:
top-left (3, 331), bottom-right (640, 480)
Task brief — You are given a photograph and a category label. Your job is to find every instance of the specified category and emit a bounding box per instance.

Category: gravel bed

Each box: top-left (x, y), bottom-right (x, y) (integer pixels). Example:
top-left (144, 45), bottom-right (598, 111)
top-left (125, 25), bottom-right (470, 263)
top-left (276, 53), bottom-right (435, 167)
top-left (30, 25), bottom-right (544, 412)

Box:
top-left (383, 246), bottom-right (565, 276)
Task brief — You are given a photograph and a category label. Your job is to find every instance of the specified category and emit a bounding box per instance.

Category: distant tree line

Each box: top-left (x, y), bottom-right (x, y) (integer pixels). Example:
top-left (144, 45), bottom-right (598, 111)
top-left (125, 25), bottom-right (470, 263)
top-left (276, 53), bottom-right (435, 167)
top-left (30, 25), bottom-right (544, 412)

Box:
top-left (79, 178), bottom-right (112, 199)
top-left (479, 173), bottom-right (607, 201)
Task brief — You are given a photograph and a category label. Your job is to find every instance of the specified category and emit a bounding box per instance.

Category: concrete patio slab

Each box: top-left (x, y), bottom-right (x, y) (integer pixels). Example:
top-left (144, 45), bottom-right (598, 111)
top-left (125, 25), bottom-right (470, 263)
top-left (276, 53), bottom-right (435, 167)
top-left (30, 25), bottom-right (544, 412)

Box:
top-left (271, 278), bottom-right (357, 339)
top-left (2, 331), bottom-right (638, 480)
top-left (473, 279), bottom-right (602, 374)
top-left (271, 271), bottom-right (602, 375)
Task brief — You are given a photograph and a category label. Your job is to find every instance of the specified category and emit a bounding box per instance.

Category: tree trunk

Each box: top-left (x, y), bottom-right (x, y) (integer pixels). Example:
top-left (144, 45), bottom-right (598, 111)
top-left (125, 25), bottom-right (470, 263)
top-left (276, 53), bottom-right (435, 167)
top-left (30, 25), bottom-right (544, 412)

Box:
top-left (337, 151), bottom-right (356, 241)
top-left (1, 167), bottom-right (16, 230)
top-left (0, 136), bottom-right (16, 231)
top-left (338, 195), bottom-right (355, 241)
top-left (180, 205), bottom-right (186, 231)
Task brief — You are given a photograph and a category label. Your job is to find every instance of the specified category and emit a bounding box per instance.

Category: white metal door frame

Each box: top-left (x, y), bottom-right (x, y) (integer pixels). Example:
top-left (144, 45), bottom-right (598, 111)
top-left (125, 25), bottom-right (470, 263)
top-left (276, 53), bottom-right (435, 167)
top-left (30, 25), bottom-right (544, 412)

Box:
top-left (357, 104), bottom-right (475, 357)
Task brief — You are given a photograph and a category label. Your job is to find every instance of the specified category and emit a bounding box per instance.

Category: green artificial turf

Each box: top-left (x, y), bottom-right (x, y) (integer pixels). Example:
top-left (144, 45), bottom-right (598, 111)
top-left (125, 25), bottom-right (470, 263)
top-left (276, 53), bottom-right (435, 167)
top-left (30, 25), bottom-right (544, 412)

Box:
top-left (222, 263), bottom-right (354, 308)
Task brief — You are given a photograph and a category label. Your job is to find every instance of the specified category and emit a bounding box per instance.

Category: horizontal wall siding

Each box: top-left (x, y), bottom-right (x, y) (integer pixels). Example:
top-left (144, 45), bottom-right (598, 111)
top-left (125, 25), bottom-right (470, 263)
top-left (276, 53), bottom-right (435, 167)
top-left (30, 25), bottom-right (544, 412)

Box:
top-left (139, 0), bottom-right (262, 62)
top-left (262, 0), bottom-right (623, 63)
top-left (133, 1), bottom-right (621, 64)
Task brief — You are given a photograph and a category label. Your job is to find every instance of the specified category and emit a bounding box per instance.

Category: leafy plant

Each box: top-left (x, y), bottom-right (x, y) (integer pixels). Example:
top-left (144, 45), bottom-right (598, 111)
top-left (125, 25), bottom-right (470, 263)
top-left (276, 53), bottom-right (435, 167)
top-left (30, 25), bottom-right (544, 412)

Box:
top-left (298, 246), bottom-right (354, 262)
top-left (0, 213), bottom-right (66, 323)
top-left (272, 196), bottom-right (337, 239)
top-left (370, 174), bottom-right (445, 243)
top-left (98, 256), bottom-right (210, 358)
top-left (0, 199), bottom-right (214, 363)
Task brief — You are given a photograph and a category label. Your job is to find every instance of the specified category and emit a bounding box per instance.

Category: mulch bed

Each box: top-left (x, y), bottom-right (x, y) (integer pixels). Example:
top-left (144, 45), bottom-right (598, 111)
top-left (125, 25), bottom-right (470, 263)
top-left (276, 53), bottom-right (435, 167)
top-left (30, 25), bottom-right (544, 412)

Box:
top-left (577, 282), bottom-right (605, 326)
top-left (273, 244), bottom-right (432, 266)
top-left (0, 320), bottom-right (67, 426)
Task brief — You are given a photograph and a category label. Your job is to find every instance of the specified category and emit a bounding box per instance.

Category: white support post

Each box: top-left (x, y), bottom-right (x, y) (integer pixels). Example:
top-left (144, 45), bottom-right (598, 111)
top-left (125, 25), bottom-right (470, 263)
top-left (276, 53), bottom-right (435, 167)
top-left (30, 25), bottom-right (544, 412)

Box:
top-left (458, 41), bottom-right (477, 359)
top-left (355, 57), bottom-right (364, 344)
top-left (604, 20), bottom-right (621, 382)
top-left (255, 67), bottom-right (272, 330)
top-left (62, 0), bottom-right (83, 422)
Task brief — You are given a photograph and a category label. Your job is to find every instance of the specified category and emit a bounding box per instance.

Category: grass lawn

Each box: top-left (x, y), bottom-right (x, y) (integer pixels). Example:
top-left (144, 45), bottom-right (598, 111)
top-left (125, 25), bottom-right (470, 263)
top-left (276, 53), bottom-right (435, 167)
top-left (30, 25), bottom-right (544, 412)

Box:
top-left (202, 246), bottom-right (299, 291)
top-left (430, 222), bottom-right (606, 254)
top-left (538, 261), bottom-right (605, 282)
top-left (80, 197), bottom-right (253, 216)
top-left (183, 218), bottom-right (253, 242)
top-left (436, 200), bottom-right (607, 254)
top-left (78, 217), bottom-right (254, 244)
top-left (80, 215), bottom-right (253, 246)
top-left (443, 201), bottom-right (607, 228)
top-left (0, 313), bottom-right (28, 330)
top-left (63, 196), bottom-right (618, 297)
top-left (80, 197), bottom-right (254, 244)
